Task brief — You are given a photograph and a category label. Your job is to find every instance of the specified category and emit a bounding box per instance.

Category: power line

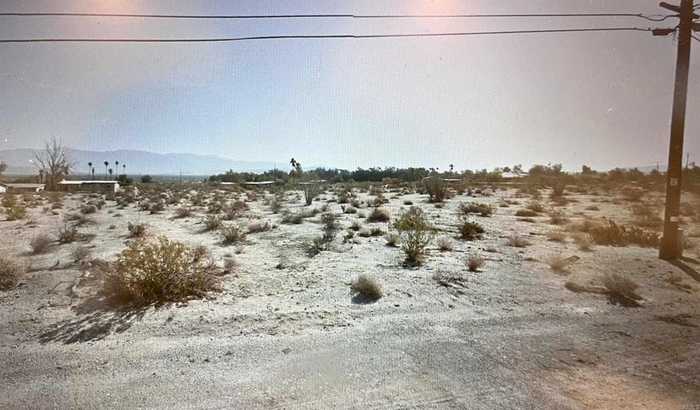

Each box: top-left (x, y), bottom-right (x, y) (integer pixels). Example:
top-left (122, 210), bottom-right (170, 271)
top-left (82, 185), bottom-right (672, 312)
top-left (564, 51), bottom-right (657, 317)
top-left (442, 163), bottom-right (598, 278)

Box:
top-left (0, 11), bottom-right (675, 22)
top-left (0, 27), bottom-right (652, 44)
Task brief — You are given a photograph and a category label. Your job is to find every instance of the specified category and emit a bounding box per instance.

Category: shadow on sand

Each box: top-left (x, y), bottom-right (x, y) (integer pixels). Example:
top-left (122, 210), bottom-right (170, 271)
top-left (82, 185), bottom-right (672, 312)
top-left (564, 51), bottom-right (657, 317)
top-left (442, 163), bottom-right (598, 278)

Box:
top-left (668, 257), bottom-right (700, 283)
top-left (38, 295), bottom-right (154, 344)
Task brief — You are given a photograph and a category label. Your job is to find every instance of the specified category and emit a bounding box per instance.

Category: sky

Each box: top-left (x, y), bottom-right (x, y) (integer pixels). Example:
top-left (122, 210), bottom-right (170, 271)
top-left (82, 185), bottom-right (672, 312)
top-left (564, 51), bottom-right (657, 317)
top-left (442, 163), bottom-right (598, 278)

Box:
top-left (0, 0), bottom-right (699, 172)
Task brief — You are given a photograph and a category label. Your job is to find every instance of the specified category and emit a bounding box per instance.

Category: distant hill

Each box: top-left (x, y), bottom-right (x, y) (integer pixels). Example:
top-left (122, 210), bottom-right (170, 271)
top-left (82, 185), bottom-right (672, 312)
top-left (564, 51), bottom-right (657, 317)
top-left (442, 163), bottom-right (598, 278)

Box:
top-left (0, 148), bottom-right (287, 176)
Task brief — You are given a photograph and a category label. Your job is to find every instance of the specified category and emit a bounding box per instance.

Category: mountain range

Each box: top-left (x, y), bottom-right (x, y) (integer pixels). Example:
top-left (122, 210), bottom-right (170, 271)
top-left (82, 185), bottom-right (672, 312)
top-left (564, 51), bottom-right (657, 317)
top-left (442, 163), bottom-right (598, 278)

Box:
top-left (0, 148), bottom-right (287, 176)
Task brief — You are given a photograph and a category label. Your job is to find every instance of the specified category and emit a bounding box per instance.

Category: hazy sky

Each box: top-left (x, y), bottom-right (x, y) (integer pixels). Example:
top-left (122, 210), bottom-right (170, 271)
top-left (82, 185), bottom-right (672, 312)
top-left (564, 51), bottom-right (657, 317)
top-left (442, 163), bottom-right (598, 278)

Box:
top-left (0, 0), bottom-right (698, 171)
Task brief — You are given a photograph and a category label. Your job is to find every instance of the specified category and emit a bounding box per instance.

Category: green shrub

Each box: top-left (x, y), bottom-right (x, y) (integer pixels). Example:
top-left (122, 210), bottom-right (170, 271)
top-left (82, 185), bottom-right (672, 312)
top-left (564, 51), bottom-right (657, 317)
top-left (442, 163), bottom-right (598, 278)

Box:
top-left (459, 219), bottom-right (484, 240)
top-left (221, 224), bottom-right (246, 244)
top-left (127, 222), bottom-right (148, 238)
top-left (202, 215), bottom-right (223, 231)
top-left (459, 202), bottom-right (494, 217)
top-left (367, 207), bottom-right (390, 223)
top-left (393, 206), bottom-right (434, 266)
top-left (103, 236), bottom-right (219, 304)
top-left (424, 176), bottom-right (447, 203)
top-left (589, 220), bottom-right (659, 248)
top-left (5, 205), bottom-right (26, 221)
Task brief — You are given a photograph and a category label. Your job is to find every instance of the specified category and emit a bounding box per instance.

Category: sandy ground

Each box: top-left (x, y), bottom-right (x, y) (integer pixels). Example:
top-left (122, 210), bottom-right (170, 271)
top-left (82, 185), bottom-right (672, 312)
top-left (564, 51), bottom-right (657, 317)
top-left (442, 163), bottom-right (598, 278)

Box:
top-left (1, 186), bottom-right (699, 409)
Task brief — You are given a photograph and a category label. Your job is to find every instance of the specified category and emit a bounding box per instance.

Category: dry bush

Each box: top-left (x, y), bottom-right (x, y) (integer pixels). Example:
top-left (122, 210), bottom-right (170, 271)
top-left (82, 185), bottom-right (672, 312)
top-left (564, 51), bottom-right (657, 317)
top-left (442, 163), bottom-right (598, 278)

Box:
top-left (385, 232), bottom-right (400, 247)
top-left (403, 199), bottom-right (414, 206)
top-left (0, 254), bottom-right (26, 290)
top-left (223, 257), bottom-right (237, 274)
top-left (221, 224), bottom-right (246, 244)
top-left (80, 204), bottom-right (97, 214)
top-left (343, 206), bottom-right (357, 214)
top-left (393, 206), bottom-right (434, 266)
top-left (573, 233), bottom-right (594, 251)
top-left (437, 236), bottom-right (454, 251)
top-left (103, 236), bottom-right (219, 305)
top-left (585, 205), bottom-right (600, 211)
top-left (458, 219), bottom-right (484, 240)
top-left (367, 207), bottom-right (391, 223)
top-left (57, 224), bottom-right (80, 243)
top-left (148, 201), bottom-right (165, 214)
top-left (71, 245), bottom-right (92, 263)
top-left (545, 255), bottom-right (572, 273)
top-left (247, 220), bottom-right (272, 234)
top-left (621, 186), bottom-right (644, 202)
top-left (349, 221), bottom-right (361, 231)
top-left (466, 254), bottom-right (484, 272)
top-left (515, 209), bottom-right (538, 217)
top-left (548, 209), bottom-right (569, 225)
top-left (127, 222), bottom-right (148, 238)
top-left (589, 220), bottom-right (659, 248)
top-left (526, 201), bottom-right (545, 213)
top-left (65, 212), bottom-right (94, 226)
top-left (546, 230), bottom-right (567, 242)
top-left (424, 176), bottom-right (447, 203)
top-left (601, 273), bottom-right (642, 306)
top-left (202, 215), bottom-right (223, 232)
top-left (30, 233), bottom-right (52, 254)
top-left (350, 274), bottom-right (383, 301)
top-left (458, 202), bottom-right (494, 217)
top-left (507, 234), bottom-right (530, 248)
top-left (174, 206), bottom-right (194, 219)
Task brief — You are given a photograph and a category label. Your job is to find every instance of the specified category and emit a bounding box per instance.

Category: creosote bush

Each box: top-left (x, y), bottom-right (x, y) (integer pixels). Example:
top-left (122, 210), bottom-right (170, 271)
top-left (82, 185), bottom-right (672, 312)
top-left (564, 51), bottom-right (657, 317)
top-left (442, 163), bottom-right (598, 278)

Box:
top-left (128, 222), bottom-right (148, 238)
top-left (350, 274), bottom-right (383, 301)
top-left (424, 176), bottom-right (447, 203)
top-left (459, 202), bottom-right (494, 217)
top-left (5, 205), bottom-right (27, 221)
top-left (459, 219), bottom-right (484, 240)
top-left (30, 233), bottom-right (52, 254)
top-left (221, 224), bottom-right (246, 244)
top-left (302, 183), bottom-right (321, 206)
top-left (466, 254), bottom-right (484, 272)
top-left (103, 236), bottom-right (219, 304)
top-left (202, 215), bottom-right (223, 232)
top-left (437, 236), bottom-right (454, 251)
top-left (0, 254), bottom-right (26, 290)
top-left (393, 206), bottom-right (434, 266)
top-left (588, 220), bottom-right (659, 248)
top-left (601, 273), bottom-right (642, 306)
top-left (367, 207), bottom-right (390, 223)
top-left (57, 224), bottom-right (80, 243)
top-left (507, 234), bottom-right (530, 248)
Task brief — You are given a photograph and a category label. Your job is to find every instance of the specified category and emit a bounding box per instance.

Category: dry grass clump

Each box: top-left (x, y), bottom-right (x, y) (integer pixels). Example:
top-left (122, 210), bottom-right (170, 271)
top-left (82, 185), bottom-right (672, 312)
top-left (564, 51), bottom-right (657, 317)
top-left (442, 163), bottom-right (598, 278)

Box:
top-left (548, 209), bottom-right (569, 225)
top-left (507, 234), bottom-right (530, 248)
top-left (30, 233), bottom-right (52, 254)
top-left (221, 224), bottom-right (246, 244)
top-left (385, 232), bottom-right (400, 247)
top-left (247, 220), bottom-right (272, 234)
top-left (393, 206), bottom-right (434, 266)
top-left (600, 273), bottom-right (642, 306)
top-left (526, 201), bottom-right (545, 213)
top-left (546, 230), bottom-right (567, 242)
top-left (174, 206), bottom-right (194, 219)
top-left (103, 236), bottom-right (219, 305)
top-left (459, 220), bottom-right (484, 240)
top-left (367, 207), bottom-right (391, 223)
top-left (466, 254), bottom-right (484, 272)
top-left (57, 224), bottom-right (80, 243)
top-left (202, 215), bottom-right (223, 231)
top-left (350, 274), bottom-right (383, 301)
top-left (545, 254), bottom-right (575, 273)
top-left (458, 202), bottom-right (494, 217)
top-left (589, 220), bottom-right (659, 248)
top-left (515, 209), bottom-right (539, 217)
top-left (437, 236), bottom-right (454, 251)
top-left (128, 222), bottom-right (148, 238)
top-left (0, 254), bottom-right (26, 290)
top-left (573, 233), bottom-right (594, 251)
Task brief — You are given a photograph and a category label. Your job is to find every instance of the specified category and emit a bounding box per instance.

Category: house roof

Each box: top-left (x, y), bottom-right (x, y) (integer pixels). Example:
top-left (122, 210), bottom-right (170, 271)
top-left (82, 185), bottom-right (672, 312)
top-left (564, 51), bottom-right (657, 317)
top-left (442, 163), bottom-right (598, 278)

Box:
top-left (0, 183), bottom-right (45, 189)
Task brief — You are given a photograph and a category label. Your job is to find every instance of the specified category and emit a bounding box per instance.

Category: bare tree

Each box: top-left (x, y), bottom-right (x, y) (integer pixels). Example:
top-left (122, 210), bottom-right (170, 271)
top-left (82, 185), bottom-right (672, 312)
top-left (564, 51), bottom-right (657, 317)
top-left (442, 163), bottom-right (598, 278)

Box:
top-left (34, 137), bottom-right (72, 191)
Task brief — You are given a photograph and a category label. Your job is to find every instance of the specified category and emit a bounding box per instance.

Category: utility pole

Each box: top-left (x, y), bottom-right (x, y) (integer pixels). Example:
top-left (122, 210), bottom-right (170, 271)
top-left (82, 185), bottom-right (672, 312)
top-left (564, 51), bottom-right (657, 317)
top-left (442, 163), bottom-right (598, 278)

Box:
top-left (658, 0), bottom-right (695, 259)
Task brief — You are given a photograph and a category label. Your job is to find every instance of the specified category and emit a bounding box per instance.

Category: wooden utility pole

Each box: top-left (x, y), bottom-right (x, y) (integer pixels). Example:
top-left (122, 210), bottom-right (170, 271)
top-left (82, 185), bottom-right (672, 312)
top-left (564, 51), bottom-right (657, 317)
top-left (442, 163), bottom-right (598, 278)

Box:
top-left (659, 0), bottom-right (695, 259)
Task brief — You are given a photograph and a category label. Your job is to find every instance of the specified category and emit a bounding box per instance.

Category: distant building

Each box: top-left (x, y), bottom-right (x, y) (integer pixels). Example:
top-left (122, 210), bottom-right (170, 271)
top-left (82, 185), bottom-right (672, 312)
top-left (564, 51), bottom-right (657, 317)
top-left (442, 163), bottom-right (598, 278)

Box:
top-left (58, 180), bottom-right (120, 194)
top-left (0, 183), bottom-right (45, 194)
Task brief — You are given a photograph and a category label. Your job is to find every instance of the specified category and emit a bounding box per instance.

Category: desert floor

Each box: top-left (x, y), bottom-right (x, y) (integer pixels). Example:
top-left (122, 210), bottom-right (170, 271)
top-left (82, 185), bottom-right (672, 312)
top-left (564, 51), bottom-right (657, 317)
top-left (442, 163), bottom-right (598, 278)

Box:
top-left (1, 186), bottom-right (699, 409)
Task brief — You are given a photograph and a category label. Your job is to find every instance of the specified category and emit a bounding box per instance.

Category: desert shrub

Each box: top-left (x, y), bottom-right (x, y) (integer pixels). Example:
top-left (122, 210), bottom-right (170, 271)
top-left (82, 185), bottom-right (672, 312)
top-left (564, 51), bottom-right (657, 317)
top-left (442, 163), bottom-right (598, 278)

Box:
top-left (437, 236), bottom-right (454, 251)
top-left (103, 236), bottom-right (219, 304)
top-left (247, 221), bottom-right (272, 234)
top-left (630, 203), bottom-right (662, 228)
top-left (621, 186), bottom-right (644, 202)
top-left (358, 228), bottom-right (372, 238)
top-left (546, 230), bottom-right (567, 242)
top-left (320, 213), bottom-right (340, 243)
top-left (174, 206), bottom-right (194, 219)
top-left (207, 201), bottom-right (224, 214)
top-left (1, 195), bottom-right (18, 208)
top-left (350, 274), bottom-right (383, 301)
top-left (573, 233), bottom-right (594, 251)
top-left (304, 236), bottom-right (327, 257)
top-left (30, 233), bottom-right (52, 254)
top-left (548, 210), bottom-right (569, 225)
top-left (403, 200), bottom-right (414, 206)
top-left (65, 212), bottom-right (94, 226)
top-left (71, 245), bottom-right (92, 263)
top-left (507, 234), bottom-right (530, 247)
top-left (526, 201), bottom-right (545, 213)
top-left (515, 209), bottom-right (538, 217)
top-left (459, 202), bottom-right (494, 217)
top-left (367, 207), bottom-right (390, 223)
top-left (589, 220), bottom-right (659, 248)
top-left (281, 211), bottom-right (303, 225)
top-left (202, 215), bottom-right (223, 232)
top-left (221, 224), bottom-right (246, 244)
top-left (223, 257), bottom-right (237, 274)
top-left (393, 206), bottom-right (434, 266)
top-left (302, 184), bottom-right (321, 206)
top-left (585, 205), bottom-right (600, 211)
top-left (349, 221), bottom-right (362, 231)
top-left (546, 254), bottom-right (572, 273)
top-left (80, 204), bottom-right (97, 214)
top-left (458, 219), bottom-right (484, 240)
top-left (601, 273), bottom-right (642, 306)
top-left (269, 198), bottom-right (283, 214)
top-left (369, 226), bottom-right (385, 236)
top-left (149, 201), bottom-right (165, 214)
top-left (343, 206), bottom-right (357, 214)
top-left (127, 222), bottom-right (148, 238)
top-left (424, 176), bottom-right (447, 203)
top-left (5, 205), bottom-right (27, 221)
top-left (385, 232), bottom-right (400, 247)
top-left (466, 254), bottom-right (484, 272)
top-left (0, 255), bottom-right (26, 290)
top-left (57, 224), bottom-right (80, 243)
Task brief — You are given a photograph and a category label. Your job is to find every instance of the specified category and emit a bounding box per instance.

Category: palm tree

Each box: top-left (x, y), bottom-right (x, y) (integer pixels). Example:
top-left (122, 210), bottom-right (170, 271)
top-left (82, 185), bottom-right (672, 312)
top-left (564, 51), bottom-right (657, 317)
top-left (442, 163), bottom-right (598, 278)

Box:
top-left (108, 168), bottom-right (113, 179)
top-left (115, 161), bottom-right (119, 176)
top-left (104, 161), bottom-right (109, 179)
top-left (88, 162), bottom-right (92, 178)
top-left (122, 163), bottom-right (126, 176)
